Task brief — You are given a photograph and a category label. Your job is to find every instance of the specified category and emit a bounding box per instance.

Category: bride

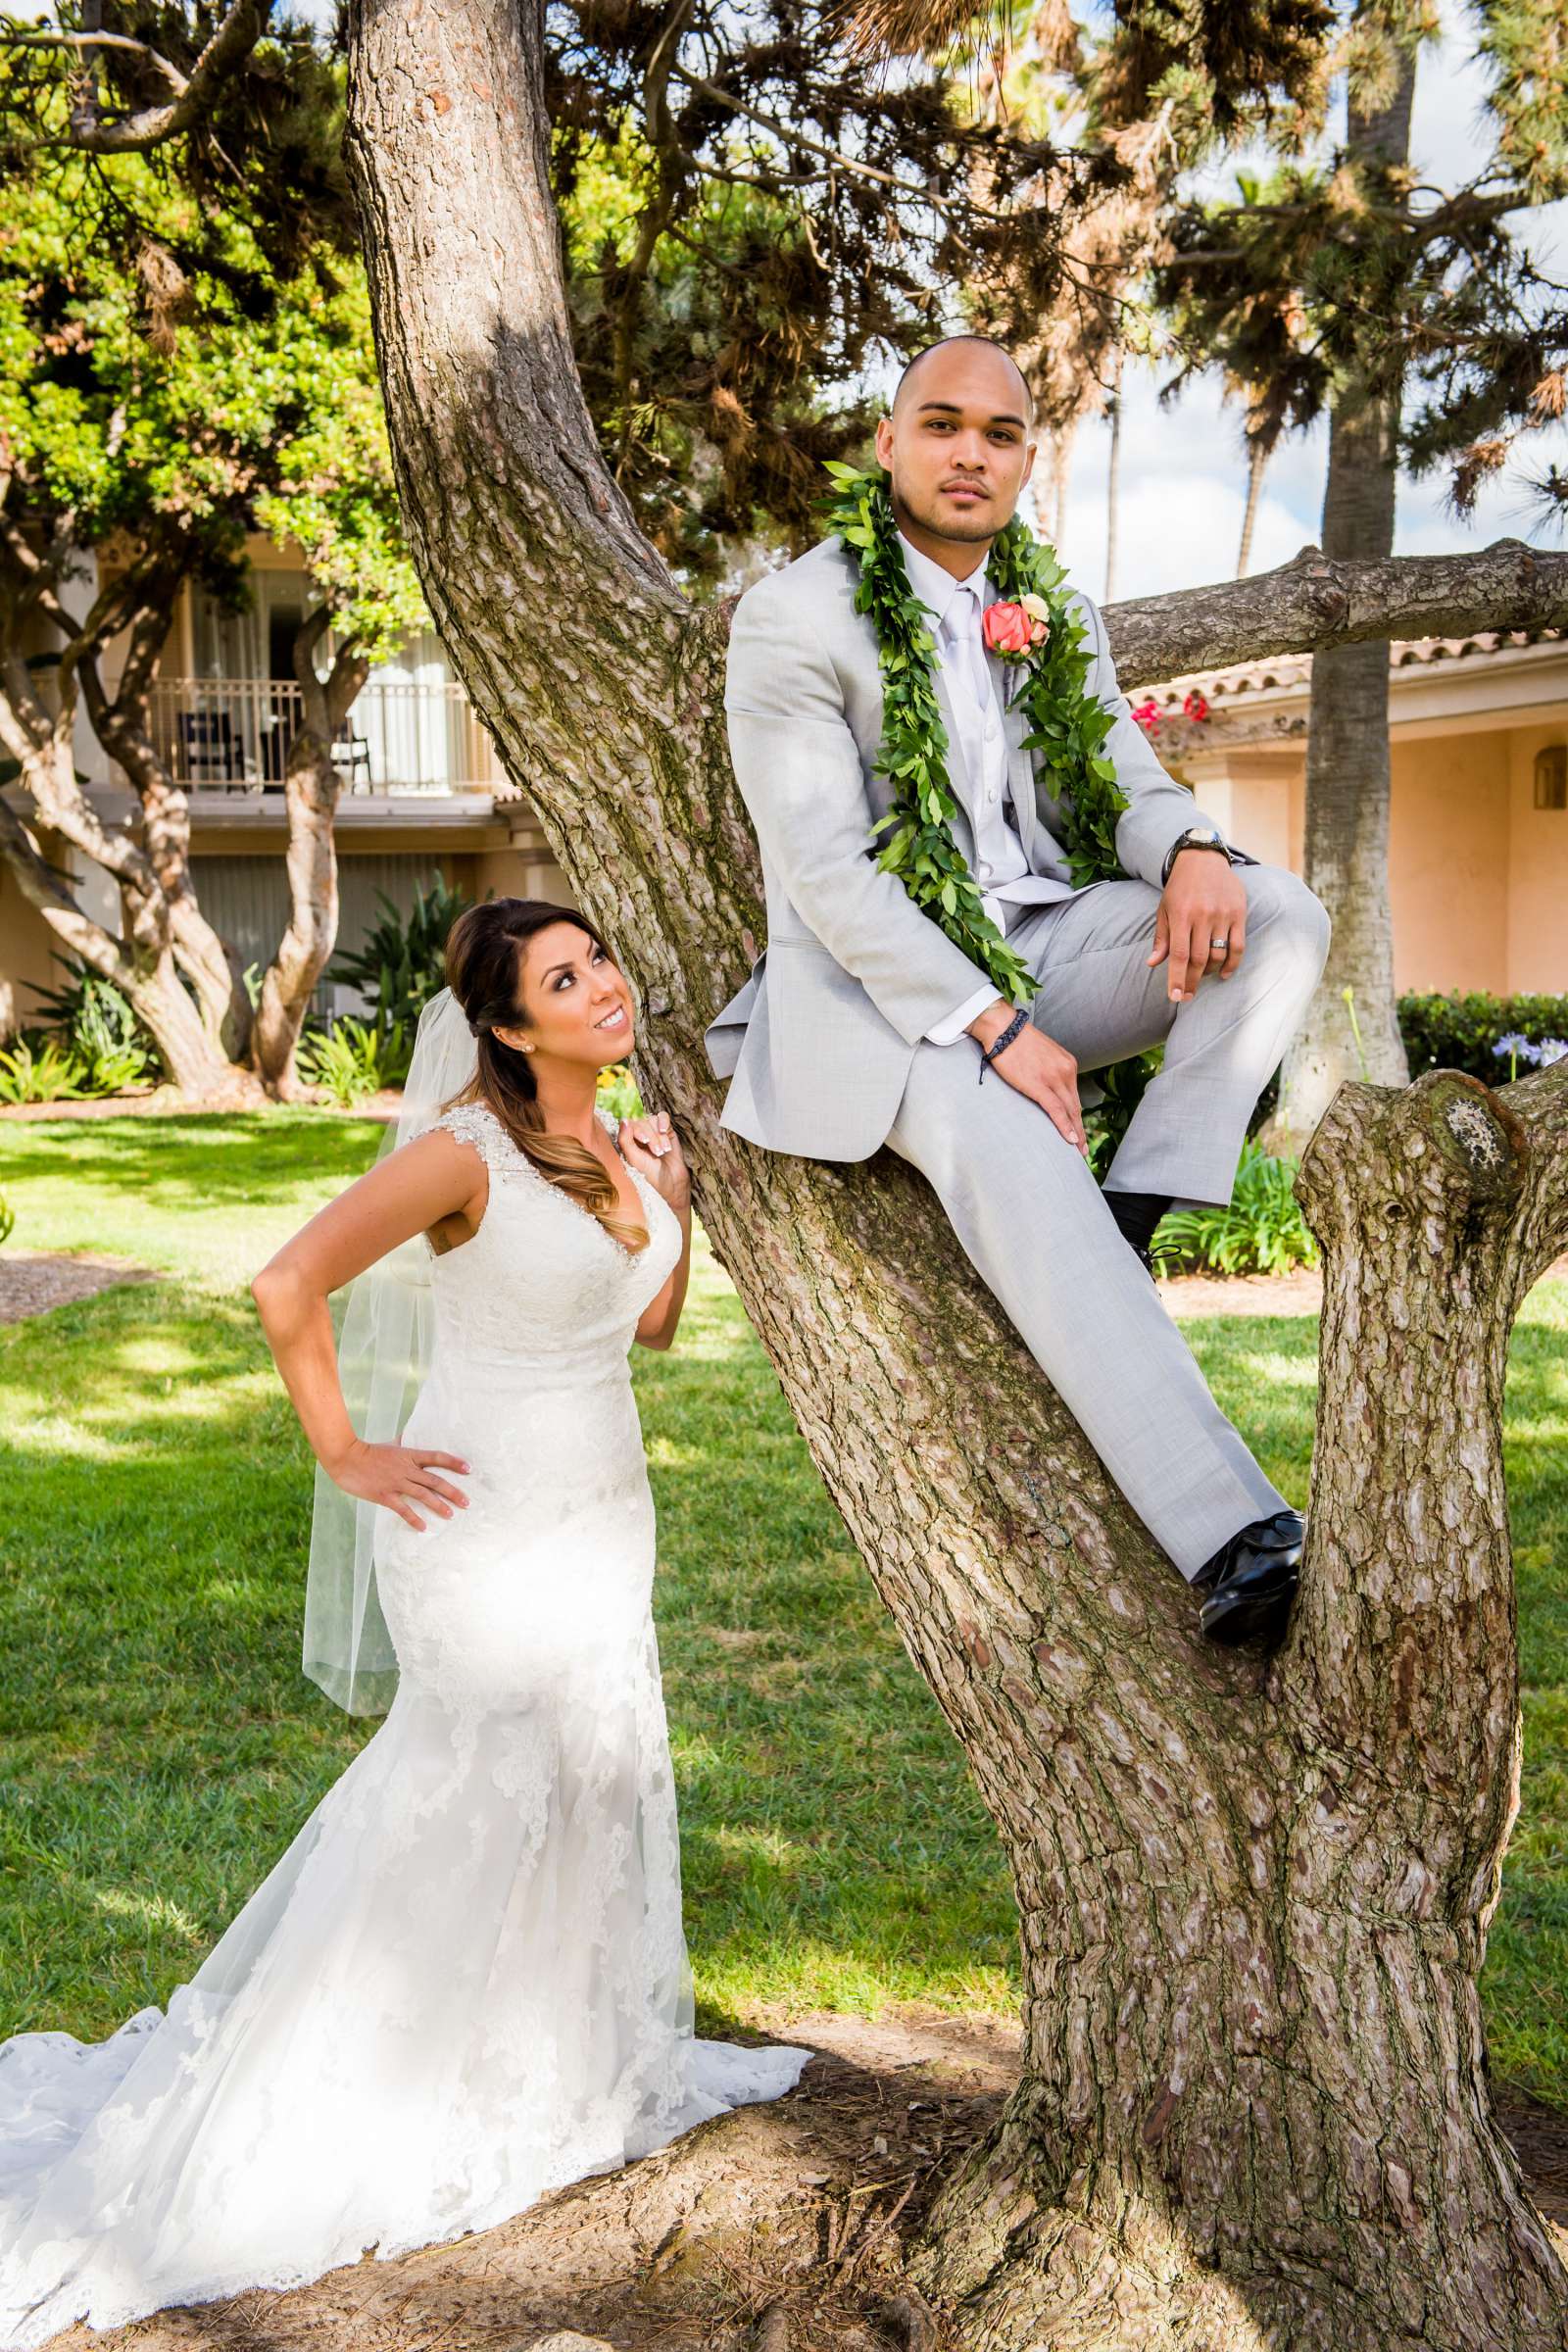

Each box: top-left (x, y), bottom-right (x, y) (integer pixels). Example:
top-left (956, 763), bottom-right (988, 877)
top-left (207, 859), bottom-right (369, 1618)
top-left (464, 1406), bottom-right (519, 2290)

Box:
top-left (0, 897), bottom-right (813, 2348)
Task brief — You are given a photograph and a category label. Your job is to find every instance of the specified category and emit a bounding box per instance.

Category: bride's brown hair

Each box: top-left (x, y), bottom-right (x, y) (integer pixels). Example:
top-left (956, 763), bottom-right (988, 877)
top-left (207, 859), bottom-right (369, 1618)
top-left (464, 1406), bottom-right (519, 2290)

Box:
top-left (445, 898), bottom-right (648, 1255)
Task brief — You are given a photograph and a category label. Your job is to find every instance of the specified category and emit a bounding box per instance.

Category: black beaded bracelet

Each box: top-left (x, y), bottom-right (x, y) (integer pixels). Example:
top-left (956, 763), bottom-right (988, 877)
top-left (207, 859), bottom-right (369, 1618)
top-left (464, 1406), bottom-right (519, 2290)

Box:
top-left (977, 1007), bottom-right (1029, 1084)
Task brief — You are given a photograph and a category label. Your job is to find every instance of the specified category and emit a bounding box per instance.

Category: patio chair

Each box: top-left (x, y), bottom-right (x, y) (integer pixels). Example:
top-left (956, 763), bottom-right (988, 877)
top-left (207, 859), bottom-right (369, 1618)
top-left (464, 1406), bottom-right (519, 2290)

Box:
top-left (330, 727), bottom-right (373, 793)
top-left (178, 708), bottom-right (240, 784)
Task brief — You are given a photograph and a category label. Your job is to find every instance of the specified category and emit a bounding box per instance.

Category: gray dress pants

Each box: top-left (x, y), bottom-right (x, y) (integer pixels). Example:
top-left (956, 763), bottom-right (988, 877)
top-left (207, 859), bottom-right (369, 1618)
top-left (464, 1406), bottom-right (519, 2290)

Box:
top-left (885, 862), bottom-right (1332, 1580)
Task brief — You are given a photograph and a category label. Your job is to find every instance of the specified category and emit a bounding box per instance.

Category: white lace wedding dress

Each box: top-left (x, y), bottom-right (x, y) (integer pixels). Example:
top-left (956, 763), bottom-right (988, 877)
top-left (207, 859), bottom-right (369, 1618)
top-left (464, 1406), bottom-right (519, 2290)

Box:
top-left (0, 1102), bottom-right (812, 2348)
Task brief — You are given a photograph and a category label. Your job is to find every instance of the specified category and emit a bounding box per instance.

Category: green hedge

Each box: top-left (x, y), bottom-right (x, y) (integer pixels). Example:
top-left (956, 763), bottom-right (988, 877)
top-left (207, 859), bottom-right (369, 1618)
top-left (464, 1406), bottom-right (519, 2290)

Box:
top-left (1248, 989), bottom-right (1568, 1135)
top-left (1396, 991), bottom-right (1568, 1083)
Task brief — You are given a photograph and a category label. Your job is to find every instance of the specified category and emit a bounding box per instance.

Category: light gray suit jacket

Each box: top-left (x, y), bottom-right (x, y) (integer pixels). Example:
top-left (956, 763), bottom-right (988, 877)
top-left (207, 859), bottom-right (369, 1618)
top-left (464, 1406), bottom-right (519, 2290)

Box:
top-left (705, 535), bottom-right (1251, 1160)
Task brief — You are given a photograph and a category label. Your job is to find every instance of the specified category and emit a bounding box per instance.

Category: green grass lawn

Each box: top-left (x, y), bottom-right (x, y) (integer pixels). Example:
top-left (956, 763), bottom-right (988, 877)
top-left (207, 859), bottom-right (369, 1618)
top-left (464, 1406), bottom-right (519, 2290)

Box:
top-left (0, 1113), bottom-right (1564, 2102)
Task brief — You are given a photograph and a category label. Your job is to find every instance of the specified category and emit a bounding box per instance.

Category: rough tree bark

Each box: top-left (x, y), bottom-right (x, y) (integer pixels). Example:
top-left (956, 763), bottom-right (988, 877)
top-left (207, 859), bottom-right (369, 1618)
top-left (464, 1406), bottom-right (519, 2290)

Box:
top-left (1258, 55), bottom-right (1417, 1157)
top-left (342, 2), bottom-right (1568, 2339)
top-left (247, 610), bottom-right (369, 1098)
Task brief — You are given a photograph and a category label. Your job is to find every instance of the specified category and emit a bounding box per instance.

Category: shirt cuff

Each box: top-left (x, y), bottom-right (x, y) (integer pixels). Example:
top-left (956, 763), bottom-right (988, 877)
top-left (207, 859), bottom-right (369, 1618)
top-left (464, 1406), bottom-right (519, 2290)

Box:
top-left (925, 983), bottom-right (1002, 1048)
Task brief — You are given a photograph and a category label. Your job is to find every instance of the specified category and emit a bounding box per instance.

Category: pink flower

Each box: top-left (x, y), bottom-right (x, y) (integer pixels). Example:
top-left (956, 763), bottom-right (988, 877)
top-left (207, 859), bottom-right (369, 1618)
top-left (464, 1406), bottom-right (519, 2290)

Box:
top-left (1131, 698), bottom-right (1161, 735)
top-left (982, 599), bottom-right (1049, 658)
top-left (1182, 689), bottom-right (1210, 722)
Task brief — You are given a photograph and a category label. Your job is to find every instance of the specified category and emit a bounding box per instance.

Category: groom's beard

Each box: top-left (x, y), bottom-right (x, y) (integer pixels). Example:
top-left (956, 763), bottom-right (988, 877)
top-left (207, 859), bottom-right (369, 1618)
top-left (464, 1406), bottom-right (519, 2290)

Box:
top-left (892, 478), bottom-right (1017, 550)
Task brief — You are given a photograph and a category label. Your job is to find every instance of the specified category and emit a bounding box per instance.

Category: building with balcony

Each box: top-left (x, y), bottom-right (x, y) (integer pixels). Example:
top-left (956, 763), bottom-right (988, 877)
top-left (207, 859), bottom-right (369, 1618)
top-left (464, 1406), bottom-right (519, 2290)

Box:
top-left (0, 536), bottom-right (571, 1035)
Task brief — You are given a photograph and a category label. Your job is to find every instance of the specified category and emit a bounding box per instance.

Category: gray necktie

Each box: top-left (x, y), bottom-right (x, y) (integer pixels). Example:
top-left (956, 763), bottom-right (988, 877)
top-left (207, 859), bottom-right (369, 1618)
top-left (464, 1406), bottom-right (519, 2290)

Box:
top-left (950, 583), bottom-right (990, 714)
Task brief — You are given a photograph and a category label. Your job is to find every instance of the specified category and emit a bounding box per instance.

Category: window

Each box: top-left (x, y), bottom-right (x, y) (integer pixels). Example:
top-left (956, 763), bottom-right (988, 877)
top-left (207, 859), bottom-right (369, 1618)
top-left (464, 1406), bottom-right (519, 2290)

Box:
top-left (1534, 744), bottom-right (1567, 810)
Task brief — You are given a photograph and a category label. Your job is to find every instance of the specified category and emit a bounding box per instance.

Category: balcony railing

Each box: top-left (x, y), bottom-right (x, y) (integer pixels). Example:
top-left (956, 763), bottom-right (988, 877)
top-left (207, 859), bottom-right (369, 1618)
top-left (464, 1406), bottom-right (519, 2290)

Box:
top-left (145, 678), bottom-right (505, 796)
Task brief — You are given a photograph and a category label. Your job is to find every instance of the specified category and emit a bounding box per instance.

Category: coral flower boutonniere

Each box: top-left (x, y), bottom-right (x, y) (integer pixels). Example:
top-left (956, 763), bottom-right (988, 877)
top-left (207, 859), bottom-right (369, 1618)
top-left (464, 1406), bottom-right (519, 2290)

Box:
top-left (982, 593), bottom-right (1053, 709)
top-left (981, 593), bottom-right (1052, 660)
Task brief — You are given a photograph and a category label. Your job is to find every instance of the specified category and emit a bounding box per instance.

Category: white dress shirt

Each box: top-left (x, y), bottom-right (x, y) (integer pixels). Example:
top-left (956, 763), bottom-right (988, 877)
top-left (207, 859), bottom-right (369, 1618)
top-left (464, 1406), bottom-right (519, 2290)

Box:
top-left (895, 532), bottom-right (1062, 1046)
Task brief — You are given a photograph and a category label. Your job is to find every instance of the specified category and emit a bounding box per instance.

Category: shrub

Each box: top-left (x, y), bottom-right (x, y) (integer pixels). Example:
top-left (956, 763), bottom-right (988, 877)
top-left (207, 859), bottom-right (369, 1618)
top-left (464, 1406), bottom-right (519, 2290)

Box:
top-left (1153, 1140), bottom-right (1318, 1277)
top-left (297, 1016), bottom-right (406, 1108)
top-left (0, 1038), bottom-right (89, 1104)
top-left (326, 873), bottom-right (473, 1076)
top-left (24, 962), bottom-right (158, 1096)
top-left (1085, 1050), bottom-right (1160, 1179)
top-left (0, 1191), bottom-right (13, 1248)
top-left (1399, 991), bottom-right (1568, 1084)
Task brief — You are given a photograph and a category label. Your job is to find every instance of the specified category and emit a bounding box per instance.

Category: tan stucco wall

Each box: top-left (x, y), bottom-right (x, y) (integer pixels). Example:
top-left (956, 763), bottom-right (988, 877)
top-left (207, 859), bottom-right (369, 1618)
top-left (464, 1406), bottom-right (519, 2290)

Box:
top-left (474, 843), bottom-right (572, 906)
top-left (1205, 758), bottom-right (1301, 873)
top-left (1506, 723), bottom-right (1568, 994)
top-left (1188, 721), bottom-right (1560, 1000)
top-left (1390, 729), bottom-right (1512, 995)
top-left (0, 858), bottom-right (62, 1039)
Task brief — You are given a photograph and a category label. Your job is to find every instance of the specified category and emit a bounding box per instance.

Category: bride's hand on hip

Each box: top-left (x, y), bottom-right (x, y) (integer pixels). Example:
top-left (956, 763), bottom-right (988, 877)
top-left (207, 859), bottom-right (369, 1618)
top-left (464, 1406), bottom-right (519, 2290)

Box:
top-left (328, 1438), bottom-right (471, 1532)
top-left (617, 1112), bottom-right (691, 1211)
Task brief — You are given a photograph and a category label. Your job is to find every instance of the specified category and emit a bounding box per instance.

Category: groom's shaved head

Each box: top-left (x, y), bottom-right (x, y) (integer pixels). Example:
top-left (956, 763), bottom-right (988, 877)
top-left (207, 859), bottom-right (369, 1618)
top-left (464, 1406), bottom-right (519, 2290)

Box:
top-left (875, 335), bottom-right (1038, 562)
top-left (891, 336), bottom-right (1035, 429)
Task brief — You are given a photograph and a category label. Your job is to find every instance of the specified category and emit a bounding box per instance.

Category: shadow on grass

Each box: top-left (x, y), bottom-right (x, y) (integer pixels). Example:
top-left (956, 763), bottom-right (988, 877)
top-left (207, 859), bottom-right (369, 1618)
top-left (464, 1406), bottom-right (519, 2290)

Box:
top-left (0, 1112), bottom-right (384, 1210)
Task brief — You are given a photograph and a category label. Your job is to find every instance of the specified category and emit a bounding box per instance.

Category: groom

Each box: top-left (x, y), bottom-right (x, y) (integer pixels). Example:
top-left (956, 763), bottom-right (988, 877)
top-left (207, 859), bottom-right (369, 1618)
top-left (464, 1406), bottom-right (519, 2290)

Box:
top-left (705, 335), bottom-right (1331, 1644)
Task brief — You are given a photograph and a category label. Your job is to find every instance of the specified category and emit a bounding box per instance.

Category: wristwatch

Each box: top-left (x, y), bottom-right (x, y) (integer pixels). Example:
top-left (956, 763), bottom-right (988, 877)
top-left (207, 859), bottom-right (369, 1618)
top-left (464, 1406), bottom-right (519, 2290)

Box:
top-left (1161, 823), bottom-right (1236, 889)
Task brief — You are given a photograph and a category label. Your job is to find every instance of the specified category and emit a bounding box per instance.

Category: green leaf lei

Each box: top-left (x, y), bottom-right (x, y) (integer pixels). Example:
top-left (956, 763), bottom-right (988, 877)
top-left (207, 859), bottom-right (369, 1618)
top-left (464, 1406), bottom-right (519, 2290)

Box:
top-left (822, 460), bottom-right (1131, 1009)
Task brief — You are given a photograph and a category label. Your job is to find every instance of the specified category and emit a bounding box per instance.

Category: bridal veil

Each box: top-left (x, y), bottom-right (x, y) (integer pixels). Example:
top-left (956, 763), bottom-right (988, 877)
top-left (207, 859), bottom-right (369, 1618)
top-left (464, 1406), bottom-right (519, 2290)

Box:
top-left (302, 985), bottom-right (476, 1714)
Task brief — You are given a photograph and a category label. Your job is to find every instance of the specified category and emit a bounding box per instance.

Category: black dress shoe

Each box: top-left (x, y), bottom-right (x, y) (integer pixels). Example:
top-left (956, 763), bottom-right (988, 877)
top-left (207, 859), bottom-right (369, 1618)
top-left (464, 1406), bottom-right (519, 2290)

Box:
top-left (1191, 1508), bottom-right (1304, 1645)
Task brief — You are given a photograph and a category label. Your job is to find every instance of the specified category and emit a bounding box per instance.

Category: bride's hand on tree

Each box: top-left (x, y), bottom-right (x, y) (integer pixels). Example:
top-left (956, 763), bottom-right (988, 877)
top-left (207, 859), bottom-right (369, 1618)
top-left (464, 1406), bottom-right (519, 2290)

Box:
top-left (617, 1112), bottom-right (691, 1210)
top-left (328, 1438), bottom-right (471, 1532)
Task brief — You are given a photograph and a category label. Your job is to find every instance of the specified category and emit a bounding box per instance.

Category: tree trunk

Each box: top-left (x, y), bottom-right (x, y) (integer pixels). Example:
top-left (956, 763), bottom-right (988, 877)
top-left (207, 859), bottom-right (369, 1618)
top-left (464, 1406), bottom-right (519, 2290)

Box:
top-left (342, 4), bottom-right (1568, 2340)
top-left (1258, 59), bottom-right (1417, 1159)
top-left (1046, 423), bottom-right (1074, 547)
top-left (1103, 352), bottom-right (1123, 604)
top-left (1237, 436), bottom-right (1266, 576)
top-left (80, 586), bottom-right (254, 1061)
top-left (249, 618), bottom-right (368, 1098)
top-left (907, 1075), bottom-right (1566, 2349)
top-left (0, 707), bottom-right (239, 1098)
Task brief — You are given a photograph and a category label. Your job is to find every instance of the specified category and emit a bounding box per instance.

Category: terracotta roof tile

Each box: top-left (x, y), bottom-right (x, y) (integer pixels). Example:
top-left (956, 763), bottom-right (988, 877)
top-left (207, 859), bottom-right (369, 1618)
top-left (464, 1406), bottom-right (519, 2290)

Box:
top-left (1145, 625), bottom-right (1566, 712)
